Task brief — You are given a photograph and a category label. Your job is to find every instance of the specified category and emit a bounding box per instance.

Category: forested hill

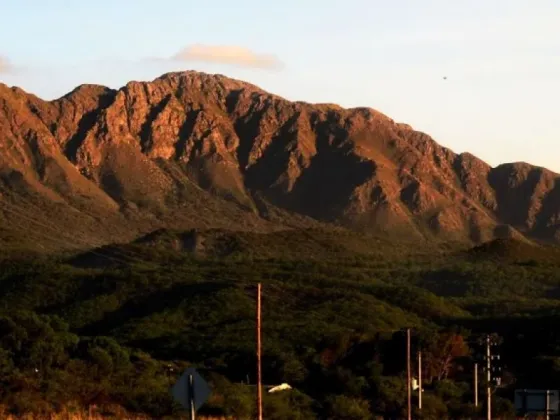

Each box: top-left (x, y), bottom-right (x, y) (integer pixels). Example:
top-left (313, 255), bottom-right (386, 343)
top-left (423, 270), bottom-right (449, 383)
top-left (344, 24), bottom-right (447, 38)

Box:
top-left (1, 229), bottom-right (560, 418)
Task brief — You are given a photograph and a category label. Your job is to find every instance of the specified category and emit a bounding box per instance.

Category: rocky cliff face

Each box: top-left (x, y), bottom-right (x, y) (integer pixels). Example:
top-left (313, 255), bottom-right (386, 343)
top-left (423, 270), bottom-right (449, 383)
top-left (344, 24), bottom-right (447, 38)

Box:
top-left (1, 70), bottom-right (559, 251)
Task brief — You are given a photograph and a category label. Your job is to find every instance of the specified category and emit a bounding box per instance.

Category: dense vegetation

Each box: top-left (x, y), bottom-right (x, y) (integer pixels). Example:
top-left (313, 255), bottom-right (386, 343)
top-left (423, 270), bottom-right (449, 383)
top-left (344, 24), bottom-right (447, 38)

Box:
top-left (1, 228), bottom-right (560, 418)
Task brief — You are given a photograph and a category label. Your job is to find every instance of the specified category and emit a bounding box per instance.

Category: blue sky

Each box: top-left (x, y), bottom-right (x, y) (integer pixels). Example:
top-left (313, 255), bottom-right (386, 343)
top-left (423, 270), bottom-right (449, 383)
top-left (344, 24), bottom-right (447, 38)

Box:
top-left (0, 0), bottom-right (559, 171)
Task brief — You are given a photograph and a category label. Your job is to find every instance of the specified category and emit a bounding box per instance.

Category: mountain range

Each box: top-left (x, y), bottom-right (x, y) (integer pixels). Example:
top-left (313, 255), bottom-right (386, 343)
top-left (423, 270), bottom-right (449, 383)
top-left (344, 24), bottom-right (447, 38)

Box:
top-left (1, 70), bottom-right (559, 253)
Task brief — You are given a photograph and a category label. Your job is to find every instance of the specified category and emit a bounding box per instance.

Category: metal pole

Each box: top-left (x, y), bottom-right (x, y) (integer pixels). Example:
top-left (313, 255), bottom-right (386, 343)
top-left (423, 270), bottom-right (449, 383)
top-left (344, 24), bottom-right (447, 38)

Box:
top-left (418, 350), bottom-right (422, 410)
top-left (257, 283), bottom-right (263, 420)
top-left (486, 335), bottom-right (491, 420)
top-left (546, 390), bottom-right (550, 420)
top-left (407, 328), bottom-right (411, 420)
top-left (474, 362), bottom-right (478, 407)
top-left (189, 374), bottom-right (195, 420)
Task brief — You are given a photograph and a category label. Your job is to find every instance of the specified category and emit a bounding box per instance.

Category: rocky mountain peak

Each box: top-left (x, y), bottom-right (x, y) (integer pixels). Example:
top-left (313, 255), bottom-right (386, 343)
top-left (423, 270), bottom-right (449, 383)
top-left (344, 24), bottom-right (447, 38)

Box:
top-left (1, 70), bottom-right (559, 251)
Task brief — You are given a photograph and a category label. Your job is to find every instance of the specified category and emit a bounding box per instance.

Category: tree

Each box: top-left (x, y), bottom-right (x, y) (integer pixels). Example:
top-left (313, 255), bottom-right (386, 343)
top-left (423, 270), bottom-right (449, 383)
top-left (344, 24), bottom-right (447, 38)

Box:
top-left (325, 394), bottom-right (372, 420)
top-left (423, 332), bottom-right (470, 382)
top-left (0, 312), bottom-right (77, 374)
top-left (371, 376), bottom-right (406, 418)
top-left (414, 394), bottom-right (447, 419)
top-left (263, 390), bottom-right (315, 420)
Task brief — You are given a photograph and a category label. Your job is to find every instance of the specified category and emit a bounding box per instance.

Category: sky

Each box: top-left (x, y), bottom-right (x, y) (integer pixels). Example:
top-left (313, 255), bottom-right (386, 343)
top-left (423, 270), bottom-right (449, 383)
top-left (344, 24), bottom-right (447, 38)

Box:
top-left (0, 0), bottom-right (559, 171)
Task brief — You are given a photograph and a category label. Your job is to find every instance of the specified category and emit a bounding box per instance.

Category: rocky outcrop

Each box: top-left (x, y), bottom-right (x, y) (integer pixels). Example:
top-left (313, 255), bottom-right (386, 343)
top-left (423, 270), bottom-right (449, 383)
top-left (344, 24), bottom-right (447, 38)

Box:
top-left (1, 70), bottom-right (559, 251)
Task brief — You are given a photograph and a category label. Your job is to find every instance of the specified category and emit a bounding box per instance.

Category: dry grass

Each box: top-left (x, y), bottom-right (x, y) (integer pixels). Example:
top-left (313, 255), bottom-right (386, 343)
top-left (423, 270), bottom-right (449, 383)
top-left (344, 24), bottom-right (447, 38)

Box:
top-left (2, 417), bottom-right (232, 420)
top-left (0, 405), bottom-right (234, 420)
top-left (1, 414), bottom-right (232, 420)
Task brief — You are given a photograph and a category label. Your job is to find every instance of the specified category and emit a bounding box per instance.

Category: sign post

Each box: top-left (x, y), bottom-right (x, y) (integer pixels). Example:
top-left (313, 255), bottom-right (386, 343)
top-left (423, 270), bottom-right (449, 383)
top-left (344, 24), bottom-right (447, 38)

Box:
top-left (172, 368), bottom-right (211, 420)
top-left (189, 374), bottom-right (195, 420)
top-left (515, 389), bottom-right (559, 418)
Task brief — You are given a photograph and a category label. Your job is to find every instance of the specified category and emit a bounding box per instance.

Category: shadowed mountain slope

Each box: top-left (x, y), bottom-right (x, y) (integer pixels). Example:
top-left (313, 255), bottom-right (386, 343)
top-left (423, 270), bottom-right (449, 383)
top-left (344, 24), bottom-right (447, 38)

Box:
top-left (1, 71), bottom-right (560, 251)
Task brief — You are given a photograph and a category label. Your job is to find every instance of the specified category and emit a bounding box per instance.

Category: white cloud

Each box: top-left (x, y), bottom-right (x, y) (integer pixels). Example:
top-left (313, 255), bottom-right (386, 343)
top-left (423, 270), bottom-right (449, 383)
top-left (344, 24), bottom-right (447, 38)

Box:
top-left (170, 44), bottom-right (283, 70)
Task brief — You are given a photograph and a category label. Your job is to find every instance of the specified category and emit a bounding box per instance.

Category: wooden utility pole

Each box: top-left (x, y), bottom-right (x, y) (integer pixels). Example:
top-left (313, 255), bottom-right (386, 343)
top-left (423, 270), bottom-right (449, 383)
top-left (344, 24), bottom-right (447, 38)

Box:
top-left (256, 283), bottom-right (263, 420)
top-left (474, 362), bottom-right (478, 407)
top-left (407, 328), bottom-right (411, 420)
top-left (418, 350), bottom-right (422, 410)
top-left (486, 335), bottom-right (491, 420)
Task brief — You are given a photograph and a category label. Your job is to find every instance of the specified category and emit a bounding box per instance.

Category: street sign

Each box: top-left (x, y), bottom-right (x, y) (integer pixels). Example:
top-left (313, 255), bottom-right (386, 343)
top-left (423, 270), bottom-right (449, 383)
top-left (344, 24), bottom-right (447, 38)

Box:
top-left (515, 389), bottom-right (559, 415)
top-left (171, 367), bottom-right (211, 417)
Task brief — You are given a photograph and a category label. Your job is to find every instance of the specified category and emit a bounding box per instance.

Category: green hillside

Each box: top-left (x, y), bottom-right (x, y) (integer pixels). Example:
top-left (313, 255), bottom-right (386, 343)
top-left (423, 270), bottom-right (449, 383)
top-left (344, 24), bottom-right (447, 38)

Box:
top-left (1, 229), bottom-right (560, 418)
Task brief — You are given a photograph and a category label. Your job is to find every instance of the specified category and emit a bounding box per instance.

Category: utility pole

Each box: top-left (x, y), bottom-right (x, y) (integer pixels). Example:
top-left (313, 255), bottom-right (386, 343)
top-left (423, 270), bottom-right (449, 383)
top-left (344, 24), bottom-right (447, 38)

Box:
top-left (256, 283), bottom-right (263, 420)
top-left (418, 350), bottom-right (422, 411)
top-left (474, 362), bottom-right (478, 408)
top-left (407, 328), bottom-right (411, 420)
top-left (486, 334), bottom-right (491, 420)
